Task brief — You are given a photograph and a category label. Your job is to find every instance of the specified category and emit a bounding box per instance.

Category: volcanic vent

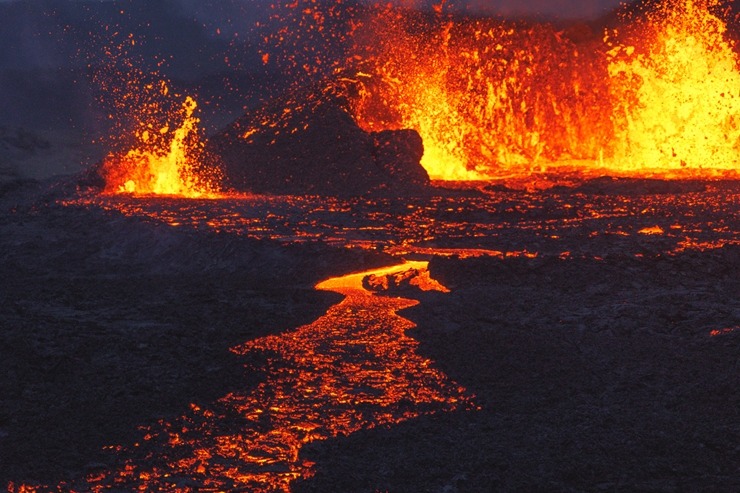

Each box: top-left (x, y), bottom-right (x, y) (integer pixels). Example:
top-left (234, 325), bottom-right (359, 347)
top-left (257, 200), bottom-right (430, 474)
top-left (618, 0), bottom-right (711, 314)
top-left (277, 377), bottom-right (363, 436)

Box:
top-left (85, 0), bottom-right (740, 197)
top-left (2, 1), bottom-right (739, 492)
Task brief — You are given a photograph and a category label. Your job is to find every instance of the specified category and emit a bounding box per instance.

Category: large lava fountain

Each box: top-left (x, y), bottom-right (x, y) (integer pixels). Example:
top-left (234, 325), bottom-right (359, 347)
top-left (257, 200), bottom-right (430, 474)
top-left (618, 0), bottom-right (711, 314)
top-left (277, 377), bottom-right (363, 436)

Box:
top-left (347, 0), bottom-right (740, 180)
top-left (95, 0), bottom-right (740, 193)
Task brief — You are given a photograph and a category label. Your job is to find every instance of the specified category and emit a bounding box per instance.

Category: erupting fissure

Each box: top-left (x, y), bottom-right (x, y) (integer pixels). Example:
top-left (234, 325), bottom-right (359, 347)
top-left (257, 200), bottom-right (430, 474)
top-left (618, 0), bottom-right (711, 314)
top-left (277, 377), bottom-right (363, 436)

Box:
top-left (346, 0), bottom-right (740, 181)
top-left (96, 0), bottom-right (740, 193)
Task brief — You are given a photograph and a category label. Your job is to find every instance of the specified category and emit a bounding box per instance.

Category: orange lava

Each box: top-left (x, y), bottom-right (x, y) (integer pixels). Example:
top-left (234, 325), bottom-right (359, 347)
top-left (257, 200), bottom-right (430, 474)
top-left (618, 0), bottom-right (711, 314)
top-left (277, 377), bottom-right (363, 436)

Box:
top-left (88, 29), bottom-right (222, 198)
top-left (709, 326), bottom-right (739, 337)
top-left (385, 245), bottom-right (539, 259)
top-left (92, 1), bottom-right (740, 193)
top-left (100, 95), bottom-right (223, 198)
top-left (607, 0), bottom-right (740, 175)
top-left (11, 262), bottom-right (473, 492)
top-left (638, 225), bottom-right (665, 236)
top-left (345, 0), bottom-right (740, 182)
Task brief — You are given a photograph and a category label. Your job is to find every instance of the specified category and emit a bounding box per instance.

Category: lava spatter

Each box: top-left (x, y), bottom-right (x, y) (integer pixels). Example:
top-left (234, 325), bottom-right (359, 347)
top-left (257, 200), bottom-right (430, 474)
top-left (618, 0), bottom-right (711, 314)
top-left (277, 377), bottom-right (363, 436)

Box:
top-left (100, 95), bottom-right (223, 198)
top-left (345, 0), bottom-right (740, 180)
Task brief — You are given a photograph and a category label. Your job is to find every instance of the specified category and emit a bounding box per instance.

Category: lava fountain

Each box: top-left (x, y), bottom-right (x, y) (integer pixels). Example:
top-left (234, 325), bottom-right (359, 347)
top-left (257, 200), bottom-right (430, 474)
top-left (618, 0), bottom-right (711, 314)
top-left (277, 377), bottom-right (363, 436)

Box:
top-left (346, 0), bottom-right (740, 181)
top-left (607, 0), bottom-right (740, 174)
top-left (100, 94), bottom-right (222, 197)
top-left (88, 29), bottom-right (222, 198)
top-left (95, 0), bottom-right (740, 191)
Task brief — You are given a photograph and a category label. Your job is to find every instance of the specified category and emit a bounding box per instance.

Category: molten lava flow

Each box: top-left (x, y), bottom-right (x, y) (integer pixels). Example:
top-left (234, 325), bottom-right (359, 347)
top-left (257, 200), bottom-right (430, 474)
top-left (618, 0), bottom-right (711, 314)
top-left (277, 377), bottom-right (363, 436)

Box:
top-left (344, 0), bottom-right (740, 182)
top-left (11, 262), bottom-right (472, 492)
top-left (100, 95), bottom-right (222, 198)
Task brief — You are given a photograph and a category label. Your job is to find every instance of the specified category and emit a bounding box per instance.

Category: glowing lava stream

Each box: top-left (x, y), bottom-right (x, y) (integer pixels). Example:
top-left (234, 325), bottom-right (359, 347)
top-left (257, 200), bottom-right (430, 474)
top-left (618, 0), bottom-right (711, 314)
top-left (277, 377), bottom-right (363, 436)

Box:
top-left (20, 262), bottom-right (472, 492)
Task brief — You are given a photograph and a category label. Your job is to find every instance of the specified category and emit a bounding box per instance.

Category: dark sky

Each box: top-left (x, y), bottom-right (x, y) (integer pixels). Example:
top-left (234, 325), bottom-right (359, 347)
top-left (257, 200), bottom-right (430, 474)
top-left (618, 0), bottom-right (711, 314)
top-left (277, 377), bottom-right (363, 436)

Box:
top-left (459, 0), bottom-right (625, 18)
top-left (0, 0), bottom-right (627, 20)
top-left (363, 0), bottom-right (627, 19)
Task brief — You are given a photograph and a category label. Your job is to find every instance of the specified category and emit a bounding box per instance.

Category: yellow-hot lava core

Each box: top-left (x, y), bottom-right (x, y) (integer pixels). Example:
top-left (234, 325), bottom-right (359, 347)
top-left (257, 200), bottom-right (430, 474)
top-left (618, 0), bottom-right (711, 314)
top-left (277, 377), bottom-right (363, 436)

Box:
top-left (347, 0), bottom-right (740, 182)
top-left (101, 95), bottom-right (222, 198)
top-left (607, 0), bottom-right (740, 175)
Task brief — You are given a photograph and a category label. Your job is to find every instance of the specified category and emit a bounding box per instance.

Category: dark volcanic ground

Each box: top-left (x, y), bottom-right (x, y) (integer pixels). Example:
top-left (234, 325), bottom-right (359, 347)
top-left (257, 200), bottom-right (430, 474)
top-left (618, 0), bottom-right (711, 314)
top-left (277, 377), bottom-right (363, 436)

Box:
top-left (297, 252), bottom-right (740, 492)
top-left (0, 180), bottom-right (389, 487)
top-left (1, 177), bottom-right (739, 492)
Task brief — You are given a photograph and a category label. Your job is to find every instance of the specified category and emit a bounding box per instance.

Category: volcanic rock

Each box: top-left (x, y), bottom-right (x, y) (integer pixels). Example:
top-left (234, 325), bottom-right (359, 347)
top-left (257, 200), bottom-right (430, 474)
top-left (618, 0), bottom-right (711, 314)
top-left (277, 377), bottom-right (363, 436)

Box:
top-left (572, 176), bottom-right (708, 195)
top-left (371, 130), bottom-right (427, 186)
top-left (363, 268), bottom-right (421, 292)
top-left (207, 89), bottom-right (429, 196)
top-left (0, 126), bottom-right (50, 182)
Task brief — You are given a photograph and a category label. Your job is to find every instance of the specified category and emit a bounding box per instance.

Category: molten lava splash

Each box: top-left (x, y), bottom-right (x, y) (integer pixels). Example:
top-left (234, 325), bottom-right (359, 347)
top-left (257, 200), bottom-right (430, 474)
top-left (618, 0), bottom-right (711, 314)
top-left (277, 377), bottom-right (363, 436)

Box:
top-left (100, 95), bottom-right (222, 197)
top-left (607, 0), bottom-right (740, 175)
top-left (12, 263), bottom-right (472, 492)
top-left (86, 26), bottom-right (222, 198)
top-left (348, 6), bottom-right (611, 180)
top-left (345, 0), bottom-right (740, 181)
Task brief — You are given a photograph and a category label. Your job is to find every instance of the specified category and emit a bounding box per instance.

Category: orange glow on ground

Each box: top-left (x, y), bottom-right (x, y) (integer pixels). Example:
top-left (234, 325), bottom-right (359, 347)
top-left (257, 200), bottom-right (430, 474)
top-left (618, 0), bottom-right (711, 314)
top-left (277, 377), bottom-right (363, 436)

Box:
top-left (65, 181), bottom-right (740, 259)
top-left (709, 326), bottom-right (739, 337)
top-left (13, 262), bottom-right (472, 492)
top-left (385, 245), bottom-right (539, 259)
top-left (638, 225), bottom-right (665, 236)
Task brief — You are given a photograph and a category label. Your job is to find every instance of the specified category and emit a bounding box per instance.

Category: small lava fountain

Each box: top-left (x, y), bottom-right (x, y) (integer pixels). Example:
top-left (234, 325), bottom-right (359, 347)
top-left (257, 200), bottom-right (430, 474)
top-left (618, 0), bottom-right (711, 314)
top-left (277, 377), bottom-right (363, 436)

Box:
top-left (100, 94), bottom-right (222, 197)
top-left (88, 29), bottom-right (222, 198)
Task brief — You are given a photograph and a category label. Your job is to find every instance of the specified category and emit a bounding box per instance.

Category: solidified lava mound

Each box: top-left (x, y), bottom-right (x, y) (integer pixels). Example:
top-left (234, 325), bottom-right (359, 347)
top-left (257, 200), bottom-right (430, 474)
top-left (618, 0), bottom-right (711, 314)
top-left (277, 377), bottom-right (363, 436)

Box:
top-left (206, 87), bottom-right (429, 196)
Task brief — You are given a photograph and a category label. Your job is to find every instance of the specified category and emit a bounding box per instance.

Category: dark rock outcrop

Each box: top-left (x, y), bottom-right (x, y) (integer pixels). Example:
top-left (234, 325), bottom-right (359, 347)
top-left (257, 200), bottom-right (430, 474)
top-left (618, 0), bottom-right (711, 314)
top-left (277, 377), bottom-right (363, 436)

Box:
top-left (371, 129), bottom-right (427, 186)
top-left (207, 90), bottom-right (429, 196)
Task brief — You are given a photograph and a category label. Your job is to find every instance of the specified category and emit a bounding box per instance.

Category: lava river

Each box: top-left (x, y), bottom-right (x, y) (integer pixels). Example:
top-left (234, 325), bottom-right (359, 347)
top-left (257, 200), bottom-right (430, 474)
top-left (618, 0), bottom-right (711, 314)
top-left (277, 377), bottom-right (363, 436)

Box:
top-left (12, 262), bottom-right (473, 492)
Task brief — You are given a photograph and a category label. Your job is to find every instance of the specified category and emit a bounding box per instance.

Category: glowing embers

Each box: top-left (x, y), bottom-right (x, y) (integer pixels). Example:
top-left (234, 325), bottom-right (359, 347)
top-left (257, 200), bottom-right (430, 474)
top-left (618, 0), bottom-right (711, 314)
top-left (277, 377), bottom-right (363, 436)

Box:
top-left (607, 0), bottom-right (740, 175)
top-left (25, 262), bottom-right (472, 492)
top-left (101, 96), bottom-right (223, 198)
top-left (638, 225), bottom-right (665, 236)
top-left (384, 245), bottom-right (539, 260)
top-left (709, 326), bottom-right (739, 337)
